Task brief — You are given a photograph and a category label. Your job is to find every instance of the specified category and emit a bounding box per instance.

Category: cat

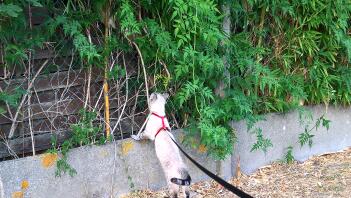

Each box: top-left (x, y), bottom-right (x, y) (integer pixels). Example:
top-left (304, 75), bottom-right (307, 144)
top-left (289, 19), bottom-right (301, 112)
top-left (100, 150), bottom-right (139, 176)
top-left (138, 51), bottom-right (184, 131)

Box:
top-left (131, 92), bottom-right (191, 198)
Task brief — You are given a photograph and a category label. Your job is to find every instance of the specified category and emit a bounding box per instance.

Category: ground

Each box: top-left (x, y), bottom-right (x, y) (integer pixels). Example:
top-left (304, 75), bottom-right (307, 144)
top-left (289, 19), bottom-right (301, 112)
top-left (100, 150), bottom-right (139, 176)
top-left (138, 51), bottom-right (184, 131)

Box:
top-left (122, 148), bottom-right (351, 198)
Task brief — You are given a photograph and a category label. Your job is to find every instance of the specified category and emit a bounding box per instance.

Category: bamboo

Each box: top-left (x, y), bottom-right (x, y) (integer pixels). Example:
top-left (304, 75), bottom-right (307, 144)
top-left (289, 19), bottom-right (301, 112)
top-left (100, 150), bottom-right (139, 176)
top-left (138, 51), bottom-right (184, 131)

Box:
top-left (256, 6), bottom-right (266, 62)
top-left (103, 1), bottom-right (111, 139)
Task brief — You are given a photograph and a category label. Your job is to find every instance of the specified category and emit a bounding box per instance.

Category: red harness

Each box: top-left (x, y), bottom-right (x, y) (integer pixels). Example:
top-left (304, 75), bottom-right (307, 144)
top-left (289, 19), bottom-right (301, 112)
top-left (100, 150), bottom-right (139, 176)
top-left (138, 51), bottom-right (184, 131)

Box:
top-left (152, 112), bottom-right (171, 138)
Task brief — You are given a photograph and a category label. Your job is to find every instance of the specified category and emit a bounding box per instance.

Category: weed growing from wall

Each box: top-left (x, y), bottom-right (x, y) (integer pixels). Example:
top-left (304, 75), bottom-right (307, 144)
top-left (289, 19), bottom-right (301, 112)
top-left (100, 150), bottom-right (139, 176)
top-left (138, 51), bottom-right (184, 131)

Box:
top-left (47, 109), bottom-right (103, 177)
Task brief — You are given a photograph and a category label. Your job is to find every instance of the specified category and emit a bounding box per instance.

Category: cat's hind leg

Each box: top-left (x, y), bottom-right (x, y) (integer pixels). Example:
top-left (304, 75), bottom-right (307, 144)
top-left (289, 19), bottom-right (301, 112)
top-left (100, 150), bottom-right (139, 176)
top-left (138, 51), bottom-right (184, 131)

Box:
top-left (168, 183), bottom-right (179, 198)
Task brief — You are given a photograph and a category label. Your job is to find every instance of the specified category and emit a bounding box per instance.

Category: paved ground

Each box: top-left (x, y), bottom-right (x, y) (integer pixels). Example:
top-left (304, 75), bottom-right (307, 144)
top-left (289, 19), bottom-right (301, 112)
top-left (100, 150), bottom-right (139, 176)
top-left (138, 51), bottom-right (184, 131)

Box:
top-left (122, 147), bottom-right (351, 198)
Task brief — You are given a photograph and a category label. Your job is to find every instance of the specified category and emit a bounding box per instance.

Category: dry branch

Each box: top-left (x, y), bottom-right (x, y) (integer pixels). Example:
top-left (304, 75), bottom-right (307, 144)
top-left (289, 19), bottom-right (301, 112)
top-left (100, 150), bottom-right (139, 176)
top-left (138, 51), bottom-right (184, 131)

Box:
top-left (132, 41), bottom-right (150, 110)
top-left (8, 59), bottom-right (49, 139)
top-left (111, 55), bottom-right (129, 135)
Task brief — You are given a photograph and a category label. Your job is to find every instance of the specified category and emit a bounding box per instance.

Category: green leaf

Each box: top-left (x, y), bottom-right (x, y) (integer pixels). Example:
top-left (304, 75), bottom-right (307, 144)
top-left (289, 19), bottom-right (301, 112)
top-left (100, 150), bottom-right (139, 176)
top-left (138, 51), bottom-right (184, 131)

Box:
top-left (0, 3), bottom-right (22, 17)
top-left (322, 118), bottom-right (331, 130)
top-left (299, 131), bottom-right (314, 147)
top-left (250, 128), bottom-right (273, 153)
top-left (0, 107), bottom-right (5, 114)
top-left (284, 146), bottom-right (295, 164)
top-left (26, 0), bottom-right (43, 7)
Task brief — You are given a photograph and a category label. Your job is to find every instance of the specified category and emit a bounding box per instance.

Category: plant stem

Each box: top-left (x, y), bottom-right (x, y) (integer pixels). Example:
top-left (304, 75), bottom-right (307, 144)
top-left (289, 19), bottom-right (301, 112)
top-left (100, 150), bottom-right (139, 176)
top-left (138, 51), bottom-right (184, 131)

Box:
top-left (8, 60), bottom-right (49, 139)
top-left (256, 6), bottom-right (266, 62)
top-left (103, 1), bottom-right (111, 139)
top-left (132, 41), bottom-right (150, 110)
top-left (27, 4), bottom-right (35, 156)
top-left (84, 28), bottom-right (92, 110)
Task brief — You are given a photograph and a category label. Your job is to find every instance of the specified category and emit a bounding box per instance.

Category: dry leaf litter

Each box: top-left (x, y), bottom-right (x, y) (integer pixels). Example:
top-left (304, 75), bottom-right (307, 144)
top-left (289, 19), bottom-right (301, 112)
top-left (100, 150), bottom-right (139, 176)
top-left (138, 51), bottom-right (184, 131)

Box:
top-left (122, 148), bottom-right (351, 198)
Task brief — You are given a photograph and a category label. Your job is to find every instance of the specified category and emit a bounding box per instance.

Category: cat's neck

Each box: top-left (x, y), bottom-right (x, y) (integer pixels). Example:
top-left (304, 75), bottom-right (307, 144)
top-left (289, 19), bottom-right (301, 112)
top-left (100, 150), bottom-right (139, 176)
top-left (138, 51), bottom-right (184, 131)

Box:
top-left (150, 106), bottom-right (165, 115)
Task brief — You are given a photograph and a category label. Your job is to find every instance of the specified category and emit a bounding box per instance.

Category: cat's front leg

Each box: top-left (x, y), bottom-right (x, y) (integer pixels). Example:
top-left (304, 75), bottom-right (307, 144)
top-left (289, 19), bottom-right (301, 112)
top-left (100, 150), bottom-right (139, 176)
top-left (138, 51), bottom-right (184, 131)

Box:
top-left (131, 131), bottom-right (147, 141)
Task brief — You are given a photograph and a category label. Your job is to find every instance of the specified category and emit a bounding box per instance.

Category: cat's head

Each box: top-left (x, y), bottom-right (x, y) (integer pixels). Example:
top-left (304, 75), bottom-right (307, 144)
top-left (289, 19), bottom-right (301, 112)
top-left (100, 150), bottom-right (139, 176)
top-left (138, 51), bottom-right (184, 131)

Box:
top-left (149, 92), bottom-right (169, 113)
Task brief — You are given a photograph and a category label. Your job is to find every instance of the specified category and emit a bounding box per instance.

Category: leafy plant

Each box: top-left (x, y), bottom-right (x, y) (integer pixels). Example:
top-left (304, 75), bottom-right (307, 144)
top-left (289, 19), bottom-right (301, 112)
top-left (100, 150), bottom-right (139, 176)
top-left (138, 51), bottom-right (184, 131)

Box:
top-left (284, 146), bottom-right (295, 164)
top-left (0, 88), bottom-right (26, 108)
top-left (49, 109), bottom-right (102, 177)
top-left (1, 0), bottom-right (349, 160)
top-left (299, 129), bottom-right (315, 148)
top-left (0, 3), bottom-right (22, 18)
top-left (250, 128), bottom-right (273, 153)
top-left (298, 113), bottom-right (331, 148)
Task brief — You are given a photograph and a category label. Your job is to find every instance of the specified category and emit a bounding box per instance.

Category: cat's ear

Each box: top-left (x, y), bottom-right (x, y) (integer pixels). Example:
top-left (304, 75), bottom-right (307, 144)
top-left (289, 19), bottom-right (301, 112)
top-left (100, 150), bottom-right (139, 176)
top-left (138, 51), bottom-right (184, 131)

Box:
top-left (162, 93), bottom-right (169, 100)
top-left (150, 93), bottom-right (158, 103)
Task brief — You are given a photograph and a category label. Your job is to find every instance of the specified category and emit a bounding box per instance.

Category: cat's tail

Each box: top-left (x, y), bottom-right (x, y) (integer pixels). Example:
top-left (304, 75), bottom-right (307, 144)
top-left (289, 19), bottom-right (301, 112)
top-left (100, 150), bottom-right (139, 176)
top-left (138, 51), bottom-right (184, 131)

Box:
top-left (170, 168), bottom-right (191, 186)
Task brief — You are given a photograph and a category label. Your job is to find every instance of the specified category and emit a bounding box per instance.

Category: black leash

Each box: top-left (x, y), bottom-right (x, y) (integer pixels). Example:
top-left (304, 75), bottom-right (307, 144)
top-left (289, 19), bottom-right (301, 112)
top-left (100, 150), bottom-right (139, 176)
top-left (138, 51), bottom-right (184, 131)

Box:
top-left (169, 134), bottom-right (254, 198)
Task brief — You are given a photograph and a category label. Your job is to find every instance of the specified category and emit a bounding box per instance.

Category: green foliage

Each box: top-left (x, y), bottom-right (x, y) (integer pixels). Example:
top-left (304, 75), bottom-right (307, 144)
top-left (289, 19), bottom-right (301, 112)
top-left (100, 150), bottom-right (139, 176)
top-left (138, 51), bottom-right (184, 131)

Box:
top-left (70, 110), bottom-right (101, 146)
top-left (0, 88), bottom-right (26, 108)
top-left (56, 157), bottom-right (77, 177)
top-left (0, 3), bottom-right (22, 17)
top-left (284, 146), bottom-right (295, 164)
top-left (0, 88), bottom-right (25, 119)
top-left (26, 0), bottom-right (43, 7)
top-left (250, 128), bottom-right (273, 153)
top-left (47, 137), bottom-right (77, 177)
top-left (299, 129), bottom-right (315, 148)
top-left (49, 109), bottom-right (102, 177)
top-left (322, 117), bottom-right (331, 130)
top-left (1, 0), bottom-right (349, 160)
top-left (118, 0), bottom-right (141, 36)
top-left (127, 176), bottom-right (135, 190)
top-left (0, 107), bottom-right (5, 115)
top-left (108, 64), bottom-right (126, 80)
top-left (61, 19), bottom-right (100, 63)
top-left (298, 111), bottom-right (331, 148)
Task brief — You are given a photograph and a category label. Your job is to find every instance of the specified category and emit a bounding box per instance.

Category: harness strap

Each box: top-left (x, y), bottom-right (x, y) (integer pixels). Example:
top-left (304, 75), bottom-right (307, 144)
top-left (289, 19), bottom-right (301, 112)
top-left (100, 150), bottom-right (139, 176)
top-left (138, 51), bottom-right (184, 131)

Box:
top-left (145, 112), bottom-right (253, 197)
top-left (167, 133), bottom-right (254, 198)
top-left (152, 112), bottom-right (170, 138)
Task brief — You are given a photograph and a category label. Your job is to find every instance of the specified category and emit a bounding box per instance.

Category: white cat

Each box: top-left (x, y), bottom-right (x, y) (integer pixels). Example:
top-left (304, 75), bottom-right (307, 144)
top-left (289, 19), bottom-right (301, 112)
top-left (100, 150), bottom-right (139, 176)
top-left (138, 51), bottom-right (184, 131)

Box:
top-left (131, 93), bottom-right (191, 198)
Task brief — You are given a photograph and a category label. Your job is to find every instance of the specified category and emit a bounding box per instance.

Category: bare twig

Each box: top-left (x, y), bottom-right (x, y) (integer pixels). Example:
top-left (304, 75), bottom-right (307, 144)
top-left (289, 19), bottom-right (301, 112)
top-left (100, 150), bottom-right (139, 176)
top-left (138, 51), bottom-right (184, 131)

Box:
top-left (159, 60), bottom-right (171, 79)
top-left (84, 28), bottom-right (93, 109)
top-left (0, 131), bottom-right (18, 159)
top-left (8, 59), bottom-right (49, 138)
top-left (131, 41), bottom-right (150, 110)
top-left (111, 57), bottom-right (129, 136)
top-left (27, 4), bottom-right (35, 156)
top-left (27, 87), bottom-right (35, 156)
top-left (59, 50), bottom-right (75, 103)
top-left (131, 83), bottom-right (143, 134)
top-left (171, 112), bottom-right (180, 129)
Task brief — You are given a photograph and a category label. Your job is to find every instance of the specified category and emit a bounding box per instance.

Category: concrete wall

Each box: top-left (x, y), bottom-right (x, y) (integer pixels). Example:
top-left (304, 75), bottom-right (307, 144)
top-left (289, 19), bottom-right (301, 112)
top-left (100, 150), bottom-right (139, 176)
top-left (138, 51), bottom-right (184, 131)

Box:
top-left (232, 105), bottom-right (351, 174)
top-left (0, 133), bottom-right (220, 198)
top-left (0, 105), bottom-right (350, 197)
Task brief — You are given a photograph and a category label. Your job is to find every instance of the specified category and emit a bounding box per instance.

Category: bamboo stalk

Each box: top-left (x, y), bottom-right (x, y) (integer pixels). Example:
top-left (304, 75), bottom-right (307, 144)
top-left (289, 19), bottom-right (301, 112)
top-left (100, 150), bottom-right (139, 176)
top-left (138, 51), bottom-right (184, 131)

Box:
top-left (256, 6), bottom-right (266, 62)
top-left (103, 1), bottom-right (111, 139)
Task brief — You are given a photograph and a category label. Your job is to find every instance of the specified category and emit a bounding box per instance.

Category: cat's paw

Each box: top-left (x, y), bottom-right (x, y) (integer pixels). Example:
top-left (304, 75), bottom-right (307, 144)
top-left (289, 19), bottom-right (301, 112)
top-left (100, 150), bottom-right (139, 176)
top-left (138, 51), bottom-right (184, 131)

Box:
top-left (131, 134), bottom-right (141, 141)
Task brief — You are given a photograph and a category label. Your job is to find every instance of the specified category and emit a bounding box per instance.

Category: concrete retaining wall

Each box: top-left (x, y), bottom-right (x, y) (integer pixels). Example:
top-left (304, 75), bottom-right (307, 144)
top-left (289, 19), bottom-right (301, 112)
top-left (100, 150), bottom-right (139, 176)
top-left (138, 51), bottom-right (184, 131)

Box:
top-left (232, 105), bottom-right (351, 174)
top-left (0, 133), bottom-right (221, 198)
top-left (0, 105), bottom-right (350, 197)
